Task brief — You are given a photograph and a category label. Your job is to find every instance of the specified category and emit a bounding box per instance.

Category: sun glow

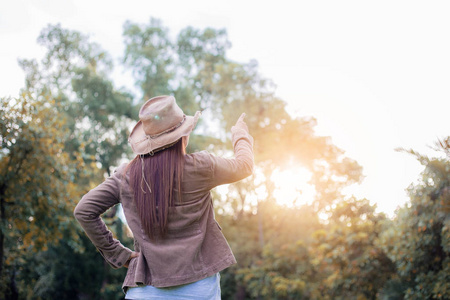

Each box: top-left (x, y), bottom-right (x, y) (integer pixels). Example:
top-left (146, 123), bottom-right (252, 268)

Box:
top-left (214, 165), bottom-right (316, 215)
top-left (270, 167), bottom-right (315, 208)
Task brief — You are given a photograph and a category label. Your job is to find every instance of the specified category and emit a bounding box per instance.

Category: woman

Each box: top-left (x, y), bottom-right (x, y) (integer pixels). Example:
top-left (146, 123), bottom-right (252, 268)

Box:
top-left (74, 95), bottom-right (254, 299)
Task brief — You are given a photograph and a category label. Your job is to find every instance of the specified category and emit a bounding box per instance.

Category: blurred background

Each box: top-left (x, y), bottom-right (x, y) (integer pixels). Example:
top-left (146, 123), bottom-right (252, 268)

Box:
top-left (0, 1), bottom-right (449, 299)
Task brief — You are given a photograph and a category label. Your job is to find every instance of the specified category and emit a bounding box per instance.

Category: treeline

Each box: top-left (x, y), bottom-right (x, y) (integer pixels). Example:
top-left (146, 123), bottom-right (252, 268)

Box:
top-left (0, 19), bottom-right (448, 299)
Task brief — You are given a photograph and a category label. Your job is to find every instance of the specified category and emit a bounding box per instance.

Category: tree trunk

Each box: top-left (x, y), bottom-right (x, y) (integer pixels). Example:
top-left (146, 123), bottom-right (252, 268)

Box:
top-left (9, 268), bottom-right (19, 300)
top-left (0, 228), bottom-right (3, 277)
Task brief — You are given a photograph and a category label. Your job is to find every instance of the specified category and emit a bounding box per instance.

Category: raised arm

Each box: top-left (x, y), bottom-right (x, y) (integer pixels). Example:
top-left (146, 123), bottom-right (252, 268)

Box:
top-left (211, 113), bottom-right (254, 186)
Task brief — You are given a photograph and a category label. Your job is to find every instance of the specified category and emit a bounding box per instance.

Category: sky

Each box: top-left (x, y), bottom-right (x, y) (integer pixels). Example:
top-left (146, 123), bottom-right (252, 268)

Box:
top-left (1, 0), bottom-right (449, 216)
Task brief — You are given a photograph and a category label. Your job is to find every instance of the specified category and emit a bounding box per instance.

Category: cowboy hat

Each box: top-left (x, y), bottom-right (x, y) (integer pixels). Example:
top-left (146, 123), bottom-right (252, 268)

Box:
top-left (128, 95), bottom-right (201, 155)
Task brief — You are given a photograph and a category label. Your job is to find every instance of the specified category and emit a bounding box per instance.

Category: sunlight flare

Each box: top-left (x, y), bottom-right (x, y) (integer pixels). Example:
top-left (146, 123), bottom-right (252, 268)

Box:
top-left (270, 167), bottom-right (315, 207)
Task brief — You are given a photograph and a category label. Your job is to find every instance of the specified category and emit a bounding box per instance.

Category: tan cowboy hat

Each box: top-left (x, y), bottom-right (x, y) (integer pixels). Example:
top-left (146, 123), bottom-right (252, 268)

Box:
top-left (129, 95), bottom-right (201, 155)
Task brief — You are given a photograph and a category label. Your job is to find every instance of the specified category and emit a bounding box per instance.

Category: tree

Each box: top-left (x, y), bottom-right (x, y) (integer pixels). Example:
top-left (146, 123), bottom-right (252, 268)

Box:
top-left (231, 205), bottom-right (321, 299)
top-left (379, 143), bottom-right (450, 299)
top-left (8, 24), bottom-right (137, 299)
top-left (0, 93), bottom-right (85, 299)
top-left (21, 24), bottom-right (136, 176)
top-left (311, 198), bottom-right (395, 300)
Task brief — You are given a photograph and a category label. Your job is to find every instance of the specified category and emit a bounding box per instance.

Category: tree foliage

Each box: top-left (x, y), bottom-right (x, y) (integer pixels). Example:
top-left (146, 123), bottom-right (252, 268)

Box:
top-left (378, 148), bottom-right (450, 299)
top-left (21, 24), bottom-right (136, 176)
top-left (0, 93), bottom-right (85, 297)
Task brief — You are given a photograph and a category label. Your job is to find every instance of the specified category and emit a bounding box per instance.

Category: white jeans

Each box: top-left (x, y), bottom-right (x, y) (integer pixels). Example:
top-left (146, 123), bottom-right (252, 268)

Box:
top-left (125, 273), bottom-right (221, 300)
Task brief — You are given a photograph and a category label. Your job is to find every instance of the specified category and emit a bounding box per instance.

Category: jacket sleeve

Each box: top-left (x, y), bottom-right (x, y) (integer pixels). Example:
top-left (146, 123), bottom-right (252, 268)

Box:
top-left (210, 127), bottom-right (254, 187)
top-left (74, 165), bottom-right (132, 269)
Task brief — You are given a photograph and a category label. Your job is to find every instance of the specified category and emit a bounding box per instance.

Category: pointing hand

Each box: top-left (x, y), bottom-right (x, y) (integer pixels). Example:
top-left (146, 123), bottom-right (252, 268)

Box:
top-left (232, 113), bottom-right (249, 133)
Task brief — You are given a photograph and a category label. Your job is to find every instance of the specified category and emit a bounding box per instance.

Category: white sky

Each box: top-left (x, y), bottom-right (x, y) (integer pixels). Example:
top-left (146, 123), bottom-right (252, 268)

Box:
top-left (1, 0), bottom-right (449, 216)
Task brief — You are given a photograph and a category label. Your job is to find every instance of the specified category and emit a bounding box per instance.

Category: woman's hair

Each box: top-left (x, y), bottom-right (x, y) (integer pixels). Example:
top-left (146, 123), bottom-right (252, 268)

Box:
top-left (128, 138), bottom-right (185, 239)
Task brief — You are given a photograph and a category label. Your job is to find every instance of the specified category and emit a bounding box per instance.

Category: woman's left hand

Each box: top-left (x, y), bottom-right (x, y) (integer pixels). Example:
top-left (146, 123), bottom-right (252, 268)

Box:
top-left (124, 251), bottom-right (139, 268)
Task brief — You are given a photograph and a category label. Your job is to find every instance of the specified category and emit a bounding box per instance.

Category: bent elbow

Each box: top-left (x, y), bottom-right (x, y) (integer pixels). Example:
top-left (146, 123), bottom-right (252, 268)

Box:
top-left (73, 202), bottom-right (83, 221)
top-left (73, 197), bottom-right (90, 222)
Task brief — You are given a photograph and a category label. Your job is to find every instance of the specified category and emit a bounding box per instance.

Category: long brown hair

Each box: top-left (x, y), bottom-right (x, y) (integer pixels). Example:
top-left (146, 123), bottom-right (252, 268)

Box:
top-left (128, 138), bottom-right (185, 239)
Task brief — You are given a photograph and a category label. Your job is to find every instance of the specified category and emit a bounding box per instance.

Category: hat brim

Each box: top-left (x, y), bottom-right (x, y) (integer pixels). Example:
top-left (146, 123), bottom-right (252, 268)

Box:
top-left (129, 111), bottom-right (201, 155)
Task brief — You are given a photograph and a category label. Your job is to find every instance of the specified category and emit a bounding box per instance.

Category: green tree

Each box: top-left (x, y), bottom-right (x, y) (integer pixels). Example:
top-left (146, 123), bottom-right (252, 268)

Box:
top-left (11, 24), bottom-right (137, 299)
top-left (379, 142), bottom-right (450, 299)
top-left (122, 18), bottom-right (174, 99)
top-left (0, 93), bottom-right (85, 299)
top-left (311, 198), bottom-right (395, 300)
top-left (21, 23), bottom-right (136, 176)
top-left (231, 205), bottom-right (321, 299)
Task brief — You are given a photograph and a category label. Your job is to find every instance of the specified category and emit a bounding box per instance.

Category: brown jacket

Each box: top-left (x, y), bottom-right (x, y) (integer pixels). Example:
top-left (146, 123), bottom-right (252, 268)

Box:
top-left (74, 128), bottom-right (254, 290)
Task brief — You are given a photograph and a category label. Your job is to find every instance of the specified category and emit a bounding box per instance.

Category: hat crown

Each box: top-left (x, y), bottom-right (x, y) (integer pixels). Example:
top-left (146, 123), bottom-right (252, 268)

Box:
top-left (139, 96), bottom-right (184, 136)
top-left (128, 95), bottom-right (201, 155)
